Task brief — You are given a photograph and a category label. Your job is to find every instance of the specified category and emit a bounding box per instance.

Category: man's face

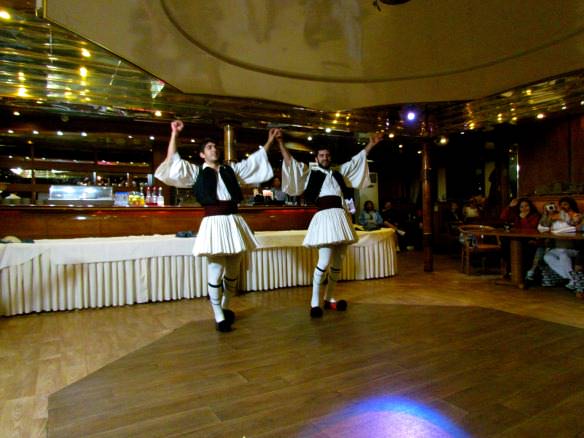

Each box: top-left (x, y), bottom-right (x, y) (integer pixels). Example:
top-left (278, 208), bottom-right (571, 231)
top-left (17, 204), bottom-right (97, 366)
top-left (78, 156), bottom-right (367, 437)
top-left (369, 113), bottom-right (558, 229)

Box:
top-left (560, 201), bottom-right (571, 212)
top-left (199, 142), bottom-right (220, 164)
top-left (315, 149), bottom-right (332, 169)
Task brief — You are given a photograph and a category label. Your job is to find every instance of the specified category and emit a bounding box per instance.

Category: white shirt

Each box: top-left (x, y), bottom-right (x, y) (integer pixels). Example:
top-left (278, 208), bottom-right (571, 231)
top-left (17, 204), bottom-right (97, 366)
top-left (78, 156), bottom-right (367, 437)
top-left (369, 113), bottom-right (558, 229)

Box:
top-left (154, 147), bottom-right (273, 201)
top-left (282, 149), bottom-right (370, 198)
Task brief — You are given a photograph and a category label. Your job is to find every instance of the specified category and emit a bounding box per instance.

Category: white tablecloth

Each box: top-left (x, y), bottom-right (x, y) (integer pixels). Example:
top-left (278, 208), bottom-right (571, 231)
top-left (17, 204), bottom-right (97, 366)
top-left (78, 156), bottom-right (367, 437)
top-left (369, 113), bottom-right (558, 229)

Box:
top-left (0, 229), bottom-right (396, 316)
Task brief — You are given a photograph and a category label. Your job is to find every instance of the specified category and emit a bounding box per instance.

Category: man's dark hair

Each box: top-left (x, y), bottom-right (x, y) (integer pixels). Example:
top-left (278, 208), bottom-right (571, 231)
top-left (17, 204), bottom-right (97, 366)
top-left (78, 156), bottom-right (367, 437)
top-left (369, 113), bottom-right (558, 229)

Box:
top-left (198, 138), bottom-right (219, 154)
top-left (559, 196), bottom-right (579, 213)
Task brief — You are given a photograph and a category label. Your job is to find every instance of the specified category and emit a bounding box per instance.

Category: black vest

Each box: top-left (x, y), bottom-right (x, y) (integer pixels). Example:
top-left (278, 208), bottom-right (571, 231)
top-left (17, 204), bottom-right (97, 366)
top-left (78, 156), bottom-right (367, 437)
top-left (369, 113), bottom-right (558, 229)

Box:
top-left (193, 166), bottom-right (243, 205)
top-left (303, 169), bottom-right (351, 204)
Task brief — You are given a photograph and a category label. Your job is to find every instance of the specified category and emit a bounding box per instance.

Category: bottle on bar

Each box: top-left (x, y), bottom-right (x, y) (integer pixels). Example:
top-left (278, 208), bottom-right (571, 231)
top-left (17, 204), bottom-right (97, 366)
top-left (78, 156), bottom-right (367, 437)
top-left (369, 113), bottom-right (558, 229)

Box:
top-left (145, 186), bottom-right (152, 205)
top-left (156, 186), bottom-right (164, 206)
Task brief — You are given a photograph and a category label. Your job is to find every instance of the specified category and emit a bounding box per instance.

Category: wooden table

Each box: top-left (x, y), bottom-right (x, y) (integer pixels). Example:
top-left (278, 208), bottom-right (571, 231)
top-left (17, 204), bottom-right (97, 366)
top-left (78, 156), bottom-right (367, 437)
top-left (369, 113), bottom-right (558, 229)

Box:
top-left (480, 228), bottom-right (584, 288)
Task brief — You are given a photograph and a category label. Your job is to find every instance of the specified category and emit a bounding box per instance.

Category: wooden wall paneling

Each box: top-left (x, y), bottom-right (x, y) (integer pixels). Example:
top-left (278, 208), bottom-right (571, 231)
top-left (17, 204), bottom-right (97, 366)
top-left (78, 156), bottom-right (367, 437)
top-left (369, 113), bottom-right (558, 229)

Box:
top-left (518, 121), bottom-right (571, 195)
top-left (570, 116), bottom-right (584, 186)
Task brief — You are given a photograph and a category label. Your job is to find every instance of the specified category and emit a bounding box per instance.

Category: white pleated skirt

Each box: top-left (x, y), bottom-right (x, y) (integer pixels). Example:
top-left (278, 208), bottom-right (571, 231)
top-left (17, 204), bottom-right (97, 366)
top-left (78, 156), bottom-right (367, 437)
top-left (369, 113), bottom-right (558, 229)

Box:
top-left (303, 208), bottom-right (358, 248)
top-left (193, 214), bottom-right (259, 256)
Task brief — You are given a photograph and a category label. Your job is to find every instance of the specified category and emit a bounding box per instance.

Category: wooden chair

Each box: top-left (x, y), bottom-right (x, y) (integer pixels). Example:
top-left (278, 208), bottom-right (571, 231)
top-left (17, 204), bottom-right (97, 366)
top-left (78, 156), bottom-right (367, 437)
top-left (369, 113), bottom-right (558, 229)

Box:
top-left (458, 225), bottom-right (502, 274)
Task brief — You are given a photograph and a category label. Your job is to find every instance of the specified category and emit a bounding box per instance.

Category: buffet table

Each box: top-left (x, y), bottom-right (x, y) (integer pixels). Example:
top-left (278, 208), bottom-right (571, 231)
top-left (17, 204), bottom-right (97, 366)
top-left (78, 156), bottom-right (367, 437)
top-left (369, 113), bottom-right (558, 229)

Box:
top-left (0, 229), bottom-right (396, 316)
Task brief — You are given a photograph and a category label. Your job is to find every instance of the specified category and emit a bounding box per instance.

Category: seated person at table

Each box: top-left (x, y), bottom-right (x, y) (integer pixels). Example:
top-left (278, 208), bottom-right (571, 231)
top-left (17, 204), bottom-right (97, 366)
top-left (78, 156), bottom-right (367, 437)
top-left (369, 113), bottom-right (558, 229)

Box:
top-left (381, 200), bottom-right (407, 236)
top-left (542, 197), bottom-right (582, 290)
top-left (444, 200), bottom-right (463, 228)
top-left (462, 196), bottom-right (483, 223)
top-left (155, 120), bottom-right (275, 332)
top-left (270, 176), bottom-right (287, 202)
top-left (358, 200), bottom-right (383, 231)
top-left (499, 197), bottom-right (540, 278)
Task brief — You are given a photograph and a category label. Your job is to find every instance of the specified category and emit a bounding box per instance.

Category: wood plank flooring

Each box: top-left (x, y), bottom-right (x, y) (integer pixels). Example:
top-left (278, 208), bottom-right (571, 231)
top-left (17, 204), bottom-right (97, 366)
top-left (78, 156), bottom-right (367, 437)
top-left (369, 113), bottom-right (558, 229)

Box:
top-left (3, 251), bottom-right (584, 437)
top-left (47, 303), bottom-right (584, 437)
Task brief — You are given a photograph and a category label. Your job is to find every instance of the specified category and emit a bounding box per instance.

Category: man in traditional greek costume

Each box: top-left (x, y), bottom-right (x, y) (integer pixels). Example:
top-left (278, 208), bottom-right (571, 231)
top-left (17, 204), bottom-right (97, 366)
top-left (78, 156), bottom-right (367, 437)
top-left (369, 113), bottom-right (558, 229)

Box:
top-left (276, 129), bottom-right (383, 317)
top-left (155, 120), bottom-right (275, 332)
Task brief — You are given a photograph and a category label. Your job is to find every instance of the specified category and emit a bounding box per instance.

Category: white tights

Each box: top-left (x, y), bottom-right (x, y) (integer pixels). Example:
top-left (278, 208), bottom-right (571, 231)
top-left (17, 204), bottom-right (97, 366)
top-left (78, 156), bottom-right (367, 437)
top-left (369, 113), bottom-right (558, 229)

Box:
top-left (207, 254), bottom-right (242, 322)
top-left (311, 245), bottom-right (347, 308)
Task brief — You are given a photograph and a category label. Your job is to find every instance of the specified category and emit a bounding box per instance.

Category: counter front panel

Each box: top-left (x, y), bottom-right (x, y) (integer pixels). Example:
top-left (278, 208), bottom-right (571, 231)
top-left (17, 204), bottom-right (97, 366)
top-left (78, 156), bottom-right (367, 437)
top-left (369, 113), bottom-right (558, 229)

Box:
top-left (1, 205), bottom-right (318, 239)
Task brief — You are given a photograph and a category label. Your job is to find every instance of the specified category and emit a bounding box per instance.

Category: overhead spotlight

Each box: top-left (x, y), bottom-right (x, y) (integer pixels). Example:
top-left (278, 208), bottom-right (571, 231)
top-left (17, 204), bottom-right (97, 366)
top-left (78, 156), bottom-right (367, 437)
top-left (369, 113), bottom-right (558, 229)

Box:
top-left (437, 136), bottom-right (449, 145)
top-left (399, 106), bottom-right (420, 127)
top-left (307, 136), bottom-right (313, 141)
top-left (325, 128), bottom-right (332, 133)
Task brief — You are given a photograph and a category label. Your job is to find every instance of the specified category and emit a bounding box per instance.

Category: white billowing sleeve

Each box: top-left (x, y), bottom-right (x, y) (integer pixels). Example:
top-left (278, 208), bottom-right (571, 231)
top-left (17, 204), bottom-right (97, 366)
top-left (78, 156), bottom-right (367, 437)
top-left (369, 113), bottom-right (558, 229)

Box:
top-left (154, 153), bottom-right (199, 188)
top-left (339, 149), bottom-right (370, 189)
top-left (231, 147), bottom-right (273, 185)
top-left (281, 156), bottom-right (311, 196)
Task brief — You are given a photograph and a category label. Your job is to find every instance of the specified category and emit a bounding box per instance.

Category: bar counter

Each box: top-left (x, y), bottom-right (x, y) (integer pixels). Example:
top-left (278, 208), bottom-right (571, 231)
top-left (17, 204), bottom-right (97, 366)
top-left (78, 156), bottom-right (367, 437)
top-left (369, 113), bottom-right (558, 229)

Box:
top-left (0, 205), bottom-right (318, 239)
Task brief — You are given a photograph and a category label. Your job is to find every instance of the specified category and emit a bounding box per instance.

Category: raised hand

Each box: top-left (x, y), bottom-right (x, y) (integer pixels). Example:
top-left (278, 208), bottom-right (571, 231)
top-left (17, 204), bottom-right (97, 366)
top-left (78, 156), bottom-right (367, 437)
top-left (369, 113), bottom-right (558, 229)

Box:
top-left (268, 128), bottom-right (278, 142)
top-left (171, 120), bottom-right (184, 134)
top-left (365, 131), bottom-right (384, 154)
top-left (274, 128), bottom-right (284, 143)
top-left (370, 132), bottom-right (384, 146)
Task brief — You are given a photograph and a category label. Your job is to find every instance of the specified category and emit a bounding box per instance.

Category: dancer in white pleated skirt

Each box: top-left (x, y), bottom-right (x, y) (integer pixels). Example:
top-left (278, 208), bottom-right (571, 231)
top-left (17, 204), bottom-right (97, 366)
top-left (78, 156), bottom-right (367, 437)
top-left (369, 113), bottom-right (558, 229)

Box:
top-left (276, 129), bottom-right (384, 318)
top-left (156, 120), bottom-right (275, 332)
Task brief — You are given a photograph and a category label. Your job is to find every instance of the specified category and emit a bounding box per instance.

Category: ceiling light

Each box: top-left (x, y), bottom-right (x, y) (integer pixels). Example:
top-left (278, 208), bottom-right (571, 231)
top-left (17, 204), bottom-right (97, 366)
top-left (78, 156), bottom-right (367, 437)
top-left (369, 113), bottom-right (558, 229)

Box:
top-left (57, 131), bottom-right (64, 136)
top-left (536, 113), bottom-right (545, 119)
top-left (81, 48), bottom-right (91, 57)
top-left (0, 10), bottom-right (10, 20)
top-left (32, 130), bottom-right (39, 135)
top-left (325, 128), bottom-right (331, 133)
top-left (81, 132), bottom-right (88, 137)
top-left (154, 110), bottom-right (162, 117)
top-left (307, 136), bottom-right (312, 141)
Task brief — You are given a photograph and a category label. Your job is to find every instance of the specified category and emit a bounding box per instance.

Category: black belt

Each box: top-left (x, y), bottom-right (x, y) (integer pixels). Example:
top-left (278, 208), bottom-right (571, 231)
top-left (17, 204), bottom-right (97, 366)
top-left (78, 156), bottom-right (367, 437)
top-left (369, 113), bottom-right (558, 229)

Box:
top-left (316, 196), bottom-right (343, 211)
top-left (204, 201), bottom-right (238, 217)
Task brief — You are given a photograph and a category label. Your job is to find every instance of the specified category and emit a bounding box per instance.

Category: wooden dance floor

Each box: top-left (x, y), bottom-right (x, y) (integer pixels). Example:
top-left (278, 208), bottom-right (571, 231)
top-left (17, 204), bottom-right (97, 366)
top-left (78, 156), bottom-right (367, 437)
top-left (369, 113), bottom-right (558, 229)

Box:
top-left (48, 303), bottom-right (584, 437)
